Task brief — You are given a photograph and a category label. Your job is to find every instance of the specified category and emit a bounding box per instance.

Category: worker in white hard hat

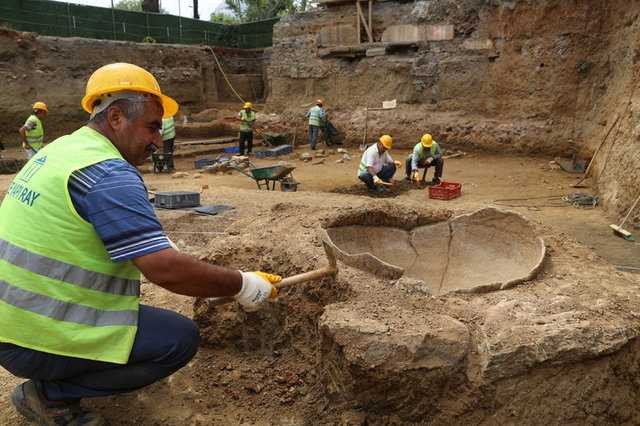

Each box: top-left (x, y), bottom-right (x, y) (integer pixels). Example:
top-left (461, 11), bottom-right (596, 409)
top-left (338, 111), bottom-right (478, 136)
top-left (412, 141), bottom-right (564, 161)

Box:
top-left (405, 133), bottom-right (444, 185)
top-left (238, 101), bottom-right (256, 155)
top-left (0, 63), bottom-right (281, 425)
top-left (358, 134), bottom-right (401, 193)
top-left (306, 99), bottom-right (326, 150)
top-left (18, 101), bottom-right (48, 159)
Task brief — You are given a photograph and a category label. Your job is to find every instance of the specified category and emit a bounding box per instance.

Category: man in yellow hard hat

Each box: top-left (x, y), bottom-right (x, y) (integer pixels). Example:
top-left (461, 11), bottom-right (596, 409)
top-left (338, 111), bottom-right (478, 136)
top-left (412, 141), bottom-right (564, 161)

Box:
top-left (306, 99), bottom-right (326, 150)
top-left (357, 134), bottom-right (401, 193)
top-left (0, 63), bottom-right (280, 425)
top-left (238, 101), bottom-right (256, 155)
top-left (18, 101), bottom-right (48, 159)
top-left (405, 133), bottom-right (443, 185)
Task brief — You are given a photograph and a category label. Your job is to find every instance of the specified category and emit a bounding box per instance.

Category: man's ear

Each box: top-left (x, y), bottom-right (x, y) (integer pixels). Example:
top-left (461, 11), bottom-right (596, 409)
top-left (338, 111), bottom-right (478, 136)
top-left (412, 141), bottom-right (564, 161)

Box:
top-left (106, 106), bottom-right (125, 131)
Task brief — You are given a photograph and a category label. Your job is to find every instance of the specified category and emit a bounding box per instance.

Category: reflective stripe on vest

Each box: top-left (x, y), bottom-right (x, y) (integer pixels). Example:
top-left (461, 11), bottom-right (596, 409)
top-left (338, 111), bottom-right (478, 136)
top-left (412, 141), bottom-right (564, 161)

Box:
top-left (0, 279), bottom-right (137, 326)
top-left (308, 106), bottom-right (324, 127)
top-left (162, 117), bottom-right (175, 141)
top-left (239, 110), bottom-right (256, 132)
top-left (25, 115), bottom-right (43, 150)
top-left (0, 239), bottom-right (139, 297)
top-left (0, 126), bottom-right (140, 364)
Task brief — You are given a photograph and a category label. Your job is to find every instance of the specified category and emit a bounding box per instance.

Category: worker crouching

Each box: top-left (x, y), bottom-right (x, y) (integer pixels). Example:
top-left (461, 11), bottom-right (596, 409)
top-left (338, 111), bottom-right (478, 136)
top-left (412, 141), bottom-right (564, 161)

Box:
top-left (405, 133), bottom-right (444, 185)
top-left (357, 134), bottom-right (401, 193)
top-left (0, 63), bottom-right (280, 426)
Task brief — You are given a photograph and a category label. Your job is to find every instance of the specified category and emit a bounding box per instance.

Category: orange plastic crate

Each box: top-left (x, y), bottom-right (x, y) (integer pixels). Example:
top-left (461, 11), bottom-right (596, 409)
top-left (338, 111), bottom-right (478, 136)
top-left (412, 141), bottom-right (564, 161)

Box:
top-left (428, 181), bottom-right (462, 200)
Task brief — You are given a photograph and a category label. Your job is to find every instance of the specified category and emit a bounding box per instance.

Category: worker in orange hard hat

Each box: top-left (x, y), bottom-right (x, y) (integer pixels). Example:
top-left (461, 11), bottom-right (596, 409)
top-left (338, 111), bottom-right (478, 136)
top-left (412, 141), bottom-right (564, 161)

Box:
top-left (306, 98), bottom-right (326, 150)
top-left (238, 101), bottom-right (256, 155)
top-left (18, 101), bottom-right (48, 159)
top-left (0, 63), bottom-right (281, 425)
top-left (357, 134), bottom-right (402, 193)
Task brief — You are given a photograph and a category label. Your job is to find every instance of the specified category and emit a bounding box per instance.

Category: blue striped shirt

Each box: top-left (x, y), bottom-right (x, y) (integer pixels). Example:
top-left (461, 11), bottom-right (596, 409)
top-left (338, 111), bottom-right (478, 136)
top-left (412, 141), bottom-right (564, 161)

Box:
top-left (68, 159), bottom-right (171, 262)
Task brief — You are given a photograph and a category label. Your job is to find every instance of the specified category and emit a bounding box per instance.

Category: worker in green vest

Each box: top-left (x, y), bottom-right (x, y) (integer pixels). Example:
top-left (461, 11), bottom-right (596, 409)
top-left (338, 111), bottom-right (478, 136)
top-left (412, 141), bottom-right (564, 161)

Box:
top-left (0, 63), bottom-right (281, 425)
top-left (161, 115), bottom-right (176, 171)
top-left (19, 101), bottom-right (48, 159)
top-left (238, 102), bottom-right (256, 156)
top-left (405, 133), bottom-right (444, 185)
top-left (306, 99), bottom-right (326, 150)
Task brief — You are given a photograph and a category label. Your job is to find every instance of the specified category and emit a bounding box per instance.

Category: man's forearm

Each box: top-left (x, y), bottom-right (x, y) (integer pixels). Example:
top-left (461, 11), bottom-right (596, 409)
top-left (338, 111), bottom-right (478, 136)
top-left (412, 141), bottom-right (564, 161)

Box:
top-left (134, 248), bottom-right (242, 298)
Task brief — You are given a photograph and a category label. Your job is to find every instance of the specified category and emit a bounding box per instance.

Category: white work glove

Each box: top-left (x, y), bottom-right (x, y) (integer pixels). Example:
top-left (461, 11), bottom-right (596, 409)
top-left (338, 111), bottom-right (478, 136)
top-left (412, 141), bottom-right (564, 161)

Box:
top-left (373, 175), bottom-right (382, 185)
top-left (411, 170), bottom-right (420, 182)
top-left (394, 160), bottom-right (402, 168)
top-left (235, 272), bottom-right (280, 312)
top-left (426, 157), bottom-right (434, 165)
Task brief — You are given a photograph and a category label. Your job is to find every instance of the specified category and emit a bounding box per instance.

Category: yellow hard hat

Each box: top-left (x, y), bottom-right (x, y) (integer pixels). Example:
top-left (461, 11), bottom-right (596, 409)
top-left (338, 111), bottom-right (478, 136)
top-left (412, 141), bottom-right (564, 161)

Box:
top-left (379, 134), bottom-right (393, 149)
top-left (81, 63), bottom-right (178, 118)
top-left (316, 99), bottom-right (323, 105)
top-left (243, 102), bottom-right (253, 109)
top-left (421, 133), bottom-right (433, 147)
top-left (32, 102), bottom-right (48, 112)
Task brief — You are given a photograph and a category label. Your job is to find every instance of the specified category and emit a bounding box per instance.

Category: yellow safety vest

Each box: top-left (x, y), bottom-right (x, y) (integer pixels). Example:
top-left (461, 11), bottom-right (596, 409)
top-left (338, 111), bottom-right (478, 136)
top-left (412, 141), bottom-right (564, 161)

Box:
top-left (0, 126), bottom-right (140, 364)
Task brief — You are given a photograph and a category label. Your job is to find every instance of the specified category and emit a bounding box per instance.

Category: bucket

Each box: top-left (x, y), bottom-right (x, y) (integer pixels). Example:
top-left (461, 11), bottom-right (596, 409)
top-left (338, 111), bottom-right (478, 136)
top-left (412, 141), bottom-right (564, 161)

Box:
top-left (280, 177), bottom-right (299, 192)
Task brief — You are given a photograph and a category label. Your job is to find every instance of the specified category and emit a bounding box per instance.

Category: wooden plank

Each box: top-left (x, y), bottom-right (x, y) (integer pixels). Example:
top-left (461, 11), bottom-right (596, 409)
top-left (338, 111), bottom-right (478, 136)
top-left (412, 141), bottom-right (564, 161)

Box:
top-left (174, 136), bottom-right (236, 147)
top-left (356, 0), bottom-right (360, 44)
top-left (368, 0), bottom-right (372, 43)
top-left (356, 1), bottom-right (373, 44)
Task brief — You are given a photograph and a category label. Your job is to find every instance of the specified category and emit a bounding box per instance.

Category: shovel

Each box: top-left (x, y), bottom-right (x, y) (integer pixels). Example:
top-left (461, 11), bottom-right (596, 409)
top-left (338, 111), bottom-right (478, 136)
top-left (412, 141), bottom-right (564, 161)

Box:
top-left (210, 239), bottom-right (338, 307)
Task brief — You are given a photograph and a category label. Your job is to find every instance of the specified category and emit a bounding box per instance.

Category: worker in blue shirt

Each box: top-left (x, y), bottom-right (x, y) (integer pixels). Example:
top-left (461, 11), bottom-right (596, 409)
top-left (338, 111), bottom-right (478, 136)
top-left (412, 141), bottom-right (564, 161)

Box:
top-left (0, 63), bottom-right (281, 426)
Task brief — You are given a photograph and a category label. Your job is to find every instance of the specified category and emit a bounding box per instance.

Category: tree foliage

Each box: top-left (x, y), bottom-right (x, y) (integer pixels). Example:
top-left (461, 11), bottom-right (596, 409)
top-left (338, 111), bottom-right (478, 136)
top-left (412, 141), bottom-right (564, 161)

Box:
top-left (114, 0), bottom-right (167, 13)
top-left (213, 0), bottom-right (312, 23)
top-left (210, 12), bottom-right (241, 24)
top-left (114, 0), bottom-right (143, 11)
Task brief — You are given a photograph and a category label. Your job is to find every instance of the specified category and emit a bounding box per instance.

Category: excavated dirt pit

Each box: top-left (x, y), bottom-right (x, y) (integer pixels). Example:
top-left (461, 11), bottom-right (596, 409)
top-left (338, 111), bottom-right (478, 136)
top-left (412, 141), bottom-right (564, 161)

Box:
top-left (325, 207), bottom-right (546, 295)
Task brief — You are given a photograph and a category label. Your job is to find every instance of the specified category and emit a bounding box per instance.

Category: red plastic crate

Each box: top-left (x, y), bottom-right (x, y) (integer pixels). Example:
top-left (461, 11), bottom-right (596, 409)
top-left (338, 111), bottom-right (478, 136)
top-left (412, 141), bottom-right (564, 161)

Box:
top-left (428, 181), bottom-right (462, 200)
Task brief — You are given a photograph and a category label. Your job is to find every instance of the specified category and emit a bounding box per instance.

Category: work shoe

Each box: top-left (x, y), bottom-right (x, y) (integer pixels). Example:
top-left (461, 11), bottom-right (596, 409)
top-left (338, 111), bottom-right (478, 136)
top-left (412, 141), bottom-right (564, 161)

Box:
top-left (11, 381), bottom-right (106, 426)
top-left (431, 178), bottom-right (441, 185)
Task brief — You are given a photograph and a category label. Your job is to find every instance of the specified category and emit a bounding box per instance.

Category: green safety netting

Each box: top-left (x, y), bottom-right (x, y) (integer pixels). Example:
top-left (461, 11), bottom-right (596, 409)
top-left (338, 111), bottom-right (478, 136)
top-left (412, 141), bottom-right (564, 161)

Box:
top-left (0, 0), bottom-right (277, 48)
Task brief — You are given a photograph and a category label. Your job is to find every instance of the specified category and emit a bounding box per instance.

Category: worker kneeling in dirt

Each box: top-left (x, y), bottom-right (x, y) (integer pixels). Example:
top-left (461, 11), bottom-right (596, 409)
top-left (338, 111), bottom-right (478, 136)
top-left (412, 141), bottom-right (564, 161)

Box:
top-left (0, 63), bottom-right (280, 426)
top-left (358, 134), bottom-right (401, 193)
top-left (405, 133), bottom-right (443, 185)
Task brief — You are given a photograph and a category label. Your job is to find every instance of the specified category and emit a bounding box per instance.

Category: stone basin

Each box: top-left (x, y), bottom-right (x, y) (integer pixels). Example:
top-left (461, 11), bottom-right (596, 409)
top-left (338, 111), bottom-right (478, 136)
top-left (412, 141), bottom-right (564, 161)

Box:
top-left (324, 207), bottom-right (545, 295)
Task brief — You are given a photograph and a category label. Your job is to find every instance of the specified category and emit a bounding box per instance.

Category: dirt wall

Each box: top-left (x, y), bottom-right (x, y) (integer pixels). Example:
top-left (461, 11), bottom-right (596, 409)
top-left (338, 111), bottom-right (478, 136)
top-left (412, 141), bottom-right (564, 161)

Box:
top-left (0, 29), bottom-right (265, 145)
top-left (265, 0), bottom-right (640, 218)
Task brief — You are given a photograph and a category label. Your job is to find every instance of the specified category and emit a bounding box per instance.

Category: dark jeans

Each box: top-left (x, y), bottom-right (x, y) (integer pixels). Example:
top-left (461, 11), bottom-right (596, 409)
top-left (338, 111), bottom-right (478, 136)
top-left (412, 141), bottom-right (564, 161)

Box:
top-left (405, 157), bottom-right (444, 180)
top-left (0, 305), bottom-right (200, 401)
top-left (239, 131), bottom-right (253, 155)
top-left (308, 125), bottom-right (324, 150)
top-left (162, 138), bottom-right (175, 170)
top-left (358, 163), bottom-right (396, 190)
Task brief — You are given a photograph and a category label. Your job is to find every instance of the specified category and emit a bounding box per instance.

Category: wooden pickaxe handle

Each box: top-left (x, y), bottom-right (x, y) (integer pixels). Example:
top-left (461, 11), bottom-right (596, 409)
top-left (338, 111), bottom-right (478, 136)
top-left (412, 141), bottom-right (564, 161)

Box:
top-left (210, 239), bottom-right (338, 307)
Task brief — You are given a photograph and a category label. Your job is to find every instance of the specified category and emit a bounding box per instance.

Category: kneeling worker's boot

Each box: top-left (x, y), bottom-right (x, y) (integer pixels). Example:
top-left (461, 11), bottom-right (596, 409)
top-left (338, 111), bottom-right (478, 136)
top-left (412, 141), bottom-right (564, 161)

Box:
top-left (11, 381), bottom-right (106, 426)
top-left (431, 177), bottom-right (441, 185)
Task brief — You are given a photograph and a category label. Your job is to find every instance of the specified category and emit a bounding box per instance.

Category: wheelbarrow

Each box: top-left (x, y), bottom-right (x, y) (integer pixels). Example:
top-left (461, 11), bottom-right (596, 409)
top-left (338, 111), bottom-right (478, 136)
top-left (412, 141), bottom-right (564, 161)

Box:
top-left (233, 163), bottom-right (297, 190)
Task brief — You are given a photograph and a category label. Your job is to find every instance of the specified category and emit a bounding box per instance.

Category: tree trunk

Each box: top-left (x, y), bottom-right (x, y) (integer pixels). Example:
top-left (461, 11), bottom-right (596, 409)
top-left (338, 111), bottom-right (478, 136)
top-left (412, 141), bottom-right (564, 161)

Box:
top-left (193, 0), bottom-right (200, 19)
top-left (142, 0), bottom-right (159, 13)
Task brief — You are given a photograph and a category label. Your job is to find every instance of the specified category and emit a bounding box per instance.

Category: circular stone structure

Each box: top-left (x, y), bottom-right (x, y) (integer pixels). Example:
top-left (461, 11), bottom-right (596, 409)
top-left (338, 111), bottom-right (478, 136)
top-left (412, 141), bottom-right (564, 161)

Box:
top-left (324, 207), bottom-right (545, 295)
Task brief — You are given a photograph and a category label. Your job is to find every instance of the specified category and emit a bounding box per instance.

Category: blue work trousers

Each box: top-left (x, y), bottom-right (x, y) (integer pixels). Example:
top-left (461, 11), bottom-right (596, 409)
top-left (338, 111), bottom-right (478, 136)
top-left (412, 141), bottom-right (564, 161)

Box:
top-left (308, 125), bottom-right (324, 150)
top-left (358, 163), bottom-right (396, 190)
top-left (0, 305), bottom-right (200, 402)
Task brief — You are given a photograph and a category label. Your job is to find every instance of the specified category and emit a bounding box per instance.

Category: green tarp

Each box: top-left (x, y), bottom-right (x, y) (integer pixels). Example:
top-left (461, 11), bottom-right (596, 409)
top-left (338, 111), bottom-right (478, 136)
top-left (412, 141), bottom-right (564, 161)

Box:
top-left (0, 0), bottom-right (277, 48)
